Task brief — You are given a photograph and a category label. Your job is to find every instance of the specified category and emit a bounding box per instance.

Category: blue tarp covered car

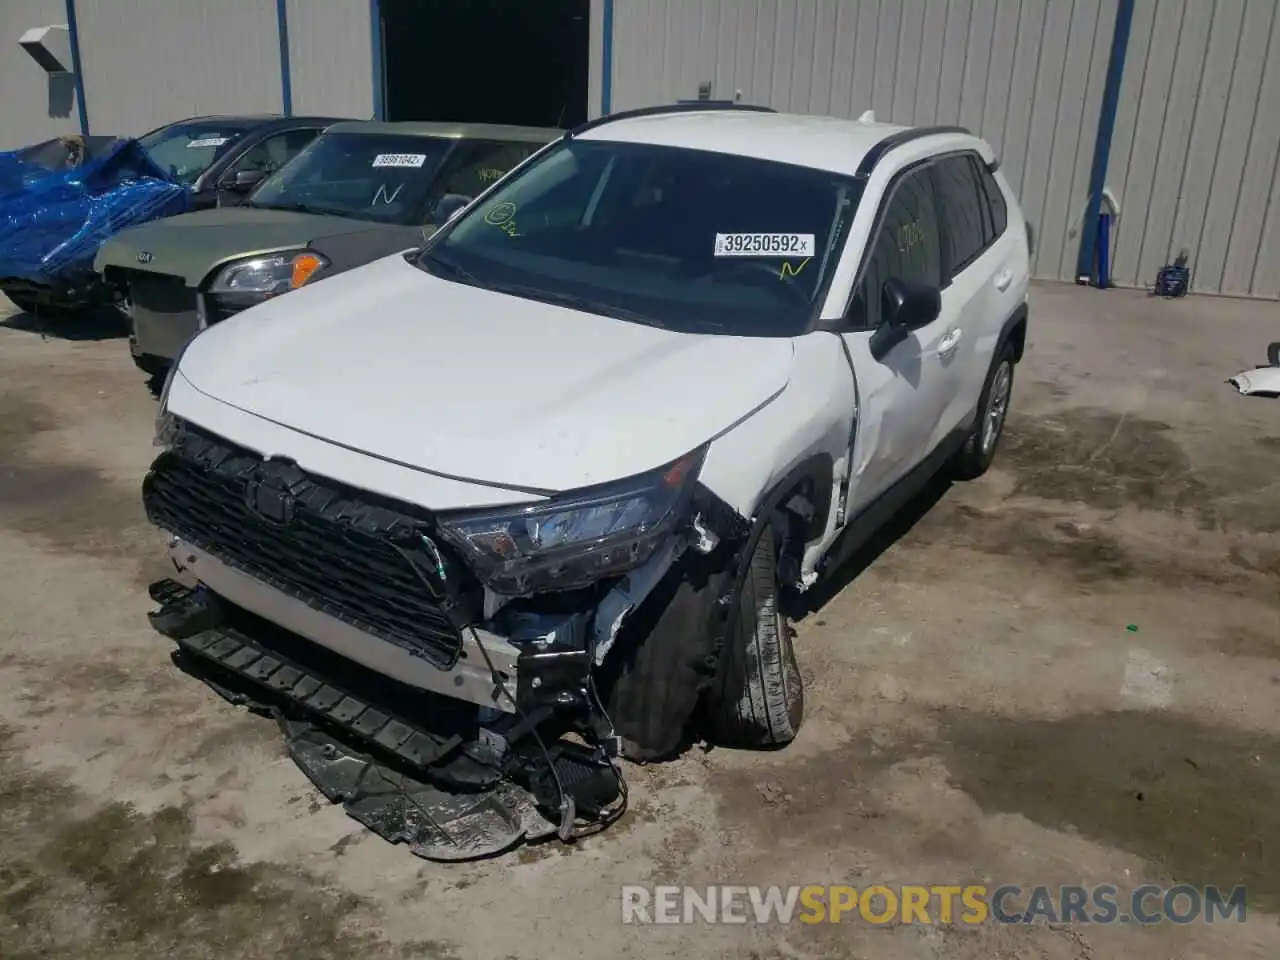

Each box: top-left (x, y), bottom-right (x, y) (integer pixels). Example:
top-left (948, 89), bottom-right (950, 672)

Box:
top-left (0, 135), bottom-right (191, 314)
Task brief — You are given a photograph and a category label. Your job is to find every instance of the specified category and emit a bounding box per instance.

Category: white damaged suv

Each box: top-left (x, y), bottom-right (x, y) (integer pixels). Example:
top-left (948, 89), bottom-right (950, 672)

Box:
top-left (144, 102), bottom-right (1030, 844)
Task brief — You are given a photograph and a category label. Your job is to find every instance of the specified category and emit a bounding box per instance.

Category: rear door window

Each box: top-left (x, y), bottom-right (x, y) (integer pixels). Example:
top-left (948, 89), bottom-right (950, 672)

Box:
top-left (931, 155), bottom-right (989, 279)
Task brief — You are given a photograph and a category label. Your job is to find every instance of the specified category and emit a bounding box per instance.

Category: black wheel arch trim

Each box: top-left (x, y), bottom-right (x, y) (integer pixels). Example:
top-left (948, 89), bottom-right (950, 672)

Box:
top-left (690, 454), bottom-right (833, 680)
top-left (726, 454), bottom-right (836, 601)
top-left (1000, 301), bottom-right (1029, 362)
top-left (755, 455), bottom-right (835, 545)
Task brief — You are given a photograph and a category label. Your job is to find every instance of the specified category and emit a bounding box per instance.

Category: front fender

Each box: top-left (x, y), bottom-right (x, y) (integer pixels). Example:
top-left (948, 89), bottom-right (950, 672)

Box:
top-left (699, 332), bottom-right (851, 531)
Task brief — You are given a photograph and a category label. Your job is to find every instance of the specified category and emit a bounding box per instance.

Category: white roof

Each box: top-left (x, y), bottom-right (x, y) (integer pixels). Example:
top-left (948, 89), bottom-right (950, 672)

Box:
top-left (577, 109), bottom-right (977, 177)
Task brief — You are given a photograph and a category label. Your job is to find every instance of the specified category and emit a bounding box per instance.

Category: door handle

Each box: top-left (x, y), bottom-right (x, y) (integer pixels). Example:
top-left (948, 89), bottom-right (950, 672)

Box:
top-left (994, 268), bottom-right (1013, 291)
top-left (937, 327), bottom-right (962, 356)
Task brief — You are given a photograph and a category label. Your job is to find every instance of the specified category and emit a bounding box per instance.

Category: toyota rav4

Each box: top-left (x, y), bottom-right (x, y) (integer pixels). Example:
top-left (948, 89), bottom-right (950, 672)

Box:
top-left (143, 102), bottom-right (1031, 859)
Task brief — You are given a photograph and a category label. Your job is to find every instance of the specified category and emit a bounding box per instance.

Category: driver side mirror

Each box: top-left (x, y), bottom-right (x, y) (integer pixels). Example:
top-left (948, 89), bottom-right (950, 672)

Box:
top-left (869, 277), bottom-right (941, 360)
top-left (224, 169), bottom-right (265, 192)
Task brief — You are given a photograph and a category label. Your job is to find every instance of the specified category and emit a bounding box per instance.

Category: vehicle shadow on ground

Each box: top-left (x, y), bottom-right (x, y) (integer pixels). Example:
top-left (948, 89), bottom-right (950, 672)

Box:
top-left (788, 473), bottom-right (953, 621)
top-left (1, 308), bottom-right (127, 342)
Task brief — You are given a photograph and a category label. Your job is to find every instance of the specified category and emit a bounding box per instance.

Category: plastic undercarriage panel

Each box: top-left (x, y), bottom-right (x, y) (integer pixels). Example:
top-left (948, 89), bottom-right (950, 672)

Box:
top-left (151, 580), bottom-right (562, 861)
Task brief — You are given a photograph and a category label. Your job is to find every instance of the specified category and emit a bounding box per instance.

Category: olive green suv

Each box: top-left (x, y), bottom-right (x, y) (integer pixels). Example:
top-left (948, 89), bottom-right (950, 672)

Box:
top-left (95, 120), bottom-right (559, 377)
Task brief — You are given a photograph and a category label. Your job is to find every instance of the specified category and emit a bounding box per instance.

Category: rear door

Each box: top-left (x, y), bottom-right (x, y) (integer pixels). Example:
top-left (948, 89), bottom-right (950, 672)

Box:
top-left (977, 157), bottom-right (1029, 334)
top-left (931, 153), bottom-right (1027, 428)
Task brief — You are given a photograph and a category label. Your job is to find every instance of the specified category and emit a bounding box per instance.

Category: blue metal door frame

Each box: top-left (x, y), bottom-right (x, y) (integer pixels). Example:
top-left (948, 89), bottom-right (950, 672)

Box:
top-left (63, 0), bottom-right (90, 135)
top-left (276, 0), bottom-right (293, 115)
top-left (601, 0), bottom-right (614, 115)
top-left (370, 0), bottom-right (385, 120)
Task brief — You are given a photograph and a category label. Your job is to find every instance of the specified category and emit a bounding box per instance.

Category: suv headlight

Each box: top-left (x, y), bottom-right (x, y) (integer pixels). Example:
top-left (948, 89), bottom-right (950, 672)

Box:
top-left (208, 250), bottom-right (328, 296)
top-left (435, 446), bottom-right (706, 595)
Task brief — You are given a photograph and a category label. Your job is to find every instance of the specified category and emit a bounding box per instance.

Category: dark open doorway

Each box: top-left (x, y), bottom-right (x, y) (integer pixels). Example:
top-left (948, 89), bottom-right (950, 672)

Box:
top-left (380, 0), bottom-right (591, 129)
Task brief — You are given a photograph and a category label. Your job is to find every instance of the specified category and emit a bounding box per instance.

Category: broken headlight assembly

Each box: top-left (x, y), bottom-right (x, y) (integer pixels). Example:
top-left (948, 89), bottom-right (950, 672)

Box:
top-left (435, 446), bottom-right (707, 595)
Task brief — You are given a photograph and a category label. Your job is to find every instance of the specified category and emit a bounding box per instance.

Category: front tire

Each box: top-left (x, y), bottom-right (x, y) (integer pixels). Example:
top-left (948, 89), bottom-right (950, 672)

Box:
top-left (602, 556), bottom-right (727, 762)
top-left (950, 340), bottom-right (1016, 480)
top-left (704, 524), bottom-right (804, 749)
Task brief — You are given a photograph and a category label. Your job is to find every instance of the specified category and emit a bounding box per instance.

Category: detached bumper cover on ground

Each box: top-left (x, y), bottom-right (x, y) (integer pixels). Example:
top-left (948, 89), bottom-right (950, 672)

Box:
top-left (1228, 344), bottom-right (1280, 398)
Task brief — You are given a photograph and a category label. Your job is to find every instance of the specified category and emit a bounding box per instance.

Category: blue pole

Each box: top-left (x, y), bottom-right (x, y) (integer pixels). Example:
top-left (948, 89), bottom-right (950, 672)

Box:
top-left (1096, 212), bottom-right (1111, 288)
top-left (1076, 0), bottom-right (1134, 282)
top-left (63, 0), bottom-right (90, 135)
top-left (601, 0), bottom-right (614, 116)
top-left (276, 0), bottom-right (293, 115)
top-left (369, 0), bottom-right (385, 120)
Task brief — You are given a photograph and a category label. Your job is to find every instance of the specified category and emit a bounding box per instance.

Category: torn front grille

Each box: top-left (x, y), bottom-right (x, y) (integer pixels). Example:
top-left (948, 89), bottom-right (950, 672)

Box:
top-left (142, 428), bottom-right (466, 670)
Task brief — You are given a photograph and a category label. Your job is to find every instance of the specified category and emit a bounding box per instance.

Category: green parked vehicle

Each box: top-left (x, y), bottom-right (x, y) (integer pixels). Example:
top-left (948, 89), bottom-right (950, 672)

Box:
top-left (94, 120), bottom-right (560, 378)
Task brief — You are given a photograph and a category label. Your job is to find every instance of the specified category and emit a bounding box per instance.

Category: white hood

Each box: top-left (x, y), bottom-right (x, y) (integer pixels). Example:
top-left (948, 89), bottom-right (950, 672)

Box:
top-left (178, 254), bottom-right (794, 493)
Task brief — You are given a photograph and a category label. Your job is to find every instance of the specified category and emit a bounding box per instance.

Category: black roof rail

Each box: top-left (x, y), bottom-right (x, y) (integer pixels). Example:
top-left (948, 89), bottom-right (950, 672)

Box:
top-left (570, 100), bottom-right (776, 137)
top-left (853, 125), bottom-right (971, 179)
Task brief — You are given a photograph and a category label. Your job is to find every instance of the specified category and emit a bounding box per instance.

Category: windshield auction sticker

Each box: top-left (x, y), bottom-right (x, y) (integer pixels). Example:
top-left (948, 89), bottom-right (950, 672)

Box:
top-left (187, 137), bottom-right (230, 148)
top-left (372, 153), bottom-right (428, 168)
top-left (715, 233), bottom-right (816, 257)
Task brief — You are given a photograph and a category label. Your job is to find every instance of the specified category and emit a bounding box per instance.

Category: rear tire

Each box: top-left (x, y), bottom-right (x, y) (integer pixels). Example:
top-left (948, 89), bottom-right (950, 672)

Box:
top-left (950, 340), bottom-right (1016, 481)
top-left (704, 524), bottom-right (804, 749)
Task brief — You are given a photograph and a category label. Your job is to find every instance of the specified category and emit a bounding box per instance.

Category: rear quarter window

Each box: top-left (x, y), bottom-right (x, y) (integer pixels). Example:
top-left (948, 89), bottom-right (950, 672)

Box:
top-left (977, 160), bottom-right (1008, 239)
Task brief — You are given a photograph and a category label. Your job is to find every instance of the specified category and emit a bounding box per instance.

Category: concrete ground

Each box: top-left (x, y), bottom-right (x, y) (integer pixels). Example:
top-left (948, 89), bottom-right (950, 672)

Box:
top-left (0, 283), bottom-right (1278, 959)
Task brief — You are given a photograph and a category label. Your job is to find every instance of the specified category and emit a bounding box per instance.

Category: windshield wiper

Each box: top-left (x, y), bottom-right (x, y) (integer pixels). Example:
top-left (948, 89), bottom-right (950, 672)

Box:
top-left (484, 283), bottom-right (670, 329)
top-left (418, 250), bottom-right (480, 285)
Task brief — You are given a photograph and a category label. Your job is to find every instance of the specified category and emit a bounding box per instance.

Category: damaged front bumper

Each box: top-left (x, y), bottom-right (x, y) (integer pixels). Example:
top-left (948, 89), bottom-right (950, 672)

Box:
top-left (148, 572), bottom-right (627, 860)
top-left (165, 538), bottom-right (523, 712)
top-left (140, 425), bottom-right (749, 859)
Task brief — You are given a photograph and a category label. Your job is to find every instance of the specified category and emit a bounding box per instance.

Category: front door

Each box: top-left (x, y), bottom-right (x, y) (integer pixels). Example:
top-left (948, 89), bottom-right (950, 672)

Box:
top-left (840, 164), bottom-right (959, 517)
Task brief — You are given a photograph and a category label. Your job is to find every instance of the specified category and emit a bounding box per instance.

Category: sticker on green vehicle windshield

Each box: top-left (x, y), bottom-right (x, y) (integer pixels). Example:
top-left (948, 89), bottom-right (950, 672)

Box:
top-left (372, 153), bottom-right (427, 168)
top-left (714, 233), bottom-right (816, 257)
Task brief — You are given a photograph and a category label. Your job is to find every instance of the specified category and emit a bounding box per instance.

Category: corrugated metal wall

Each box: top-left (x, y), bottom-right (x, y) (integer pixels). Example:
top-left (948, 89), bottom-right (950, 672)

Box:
top-left (5, 0), bottom-right (1275, 297)
top-left (610, 0), bottom-right (1118, 282)
top-left (74, 0), bottom-right (283, 136)
top-left (0, 0), bottom-right (84, 150)
top-left (1106, 0), bottom-right (1280, 297)
top-left (285, 0), bottom-right (373, 120)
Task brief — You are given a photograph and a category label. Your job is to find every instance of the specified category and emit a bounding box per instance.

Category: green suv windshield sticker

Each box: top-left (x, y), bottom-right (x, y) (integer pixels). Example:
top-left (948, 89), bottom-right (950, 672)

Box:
top-left (714, 233), bottom-right (816, 257)
top-left (372, 153), bottom-right (427, 168)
